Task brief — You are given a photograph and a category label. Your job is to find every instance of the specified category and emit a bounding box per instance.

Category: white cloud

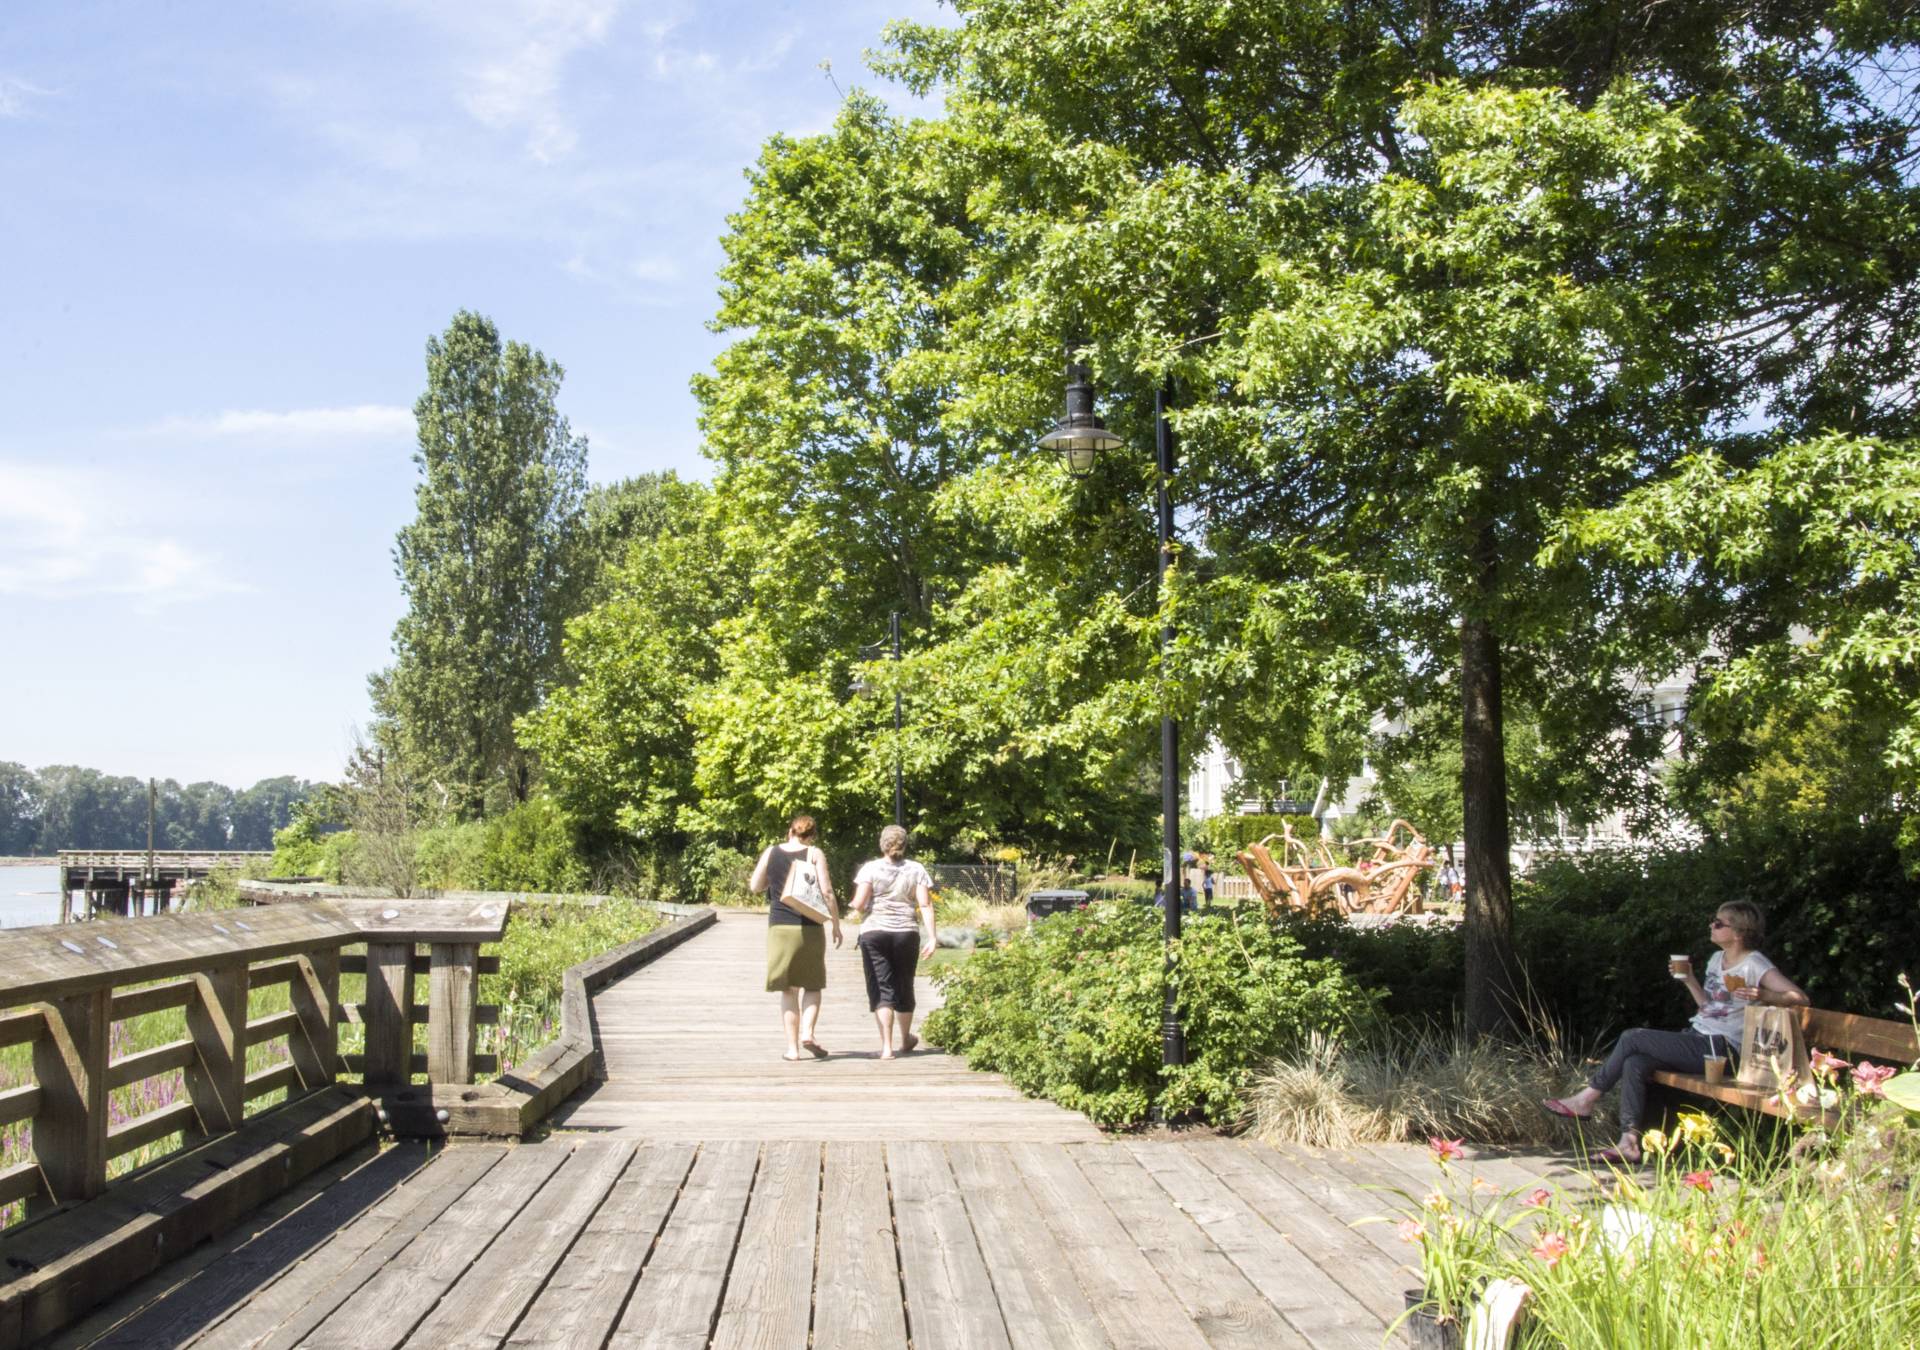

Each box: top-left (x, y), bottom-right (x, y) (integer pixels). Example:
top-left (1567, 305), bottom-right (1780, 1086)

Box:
top-left (146, 405), bottom-right (415, 443)
top-left (0, 463), bottom-right (244, 602)
top-left (457, 0), bottom-right (625, 162)
top-left (628, 255), bottom-right (681, 284)
top-left (0, 77), bottom-right (52, 119)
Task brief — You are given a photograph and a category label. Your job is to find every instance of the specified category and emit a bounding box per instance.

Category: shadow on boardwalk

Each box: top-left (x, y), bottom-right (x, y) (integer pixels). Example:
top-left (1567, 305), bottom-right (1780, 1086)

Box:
top-left (55, 911), bottom-right (1590, 1349)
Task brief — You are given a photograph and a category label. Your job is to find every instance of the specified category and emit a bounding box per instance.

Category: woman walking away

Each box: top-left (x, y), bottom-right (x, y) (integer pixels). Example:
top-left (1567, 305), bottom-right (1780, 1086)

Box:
top-left (850, 825), bottom-right (936, 1060)
top-left (1544, 900), bottom-right (1808, 1164)
top-left (749, 814), bottom-right (842, 1061)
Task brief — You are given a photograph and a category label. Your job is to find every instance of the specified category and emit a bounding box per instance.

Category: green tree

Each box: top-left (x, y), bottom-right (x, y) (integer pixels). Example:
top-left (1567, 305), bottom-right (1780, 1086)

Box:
top-left (868, 0), bottom-right (1920, 1033)
top-left (372, 311), bottom-right (588, 816)
top-left (0, 763), bottom-right (38, 854)
top-left (228, 776), bottom-right (316, 851)
top-left (517, 478), bottom-right (742, 856)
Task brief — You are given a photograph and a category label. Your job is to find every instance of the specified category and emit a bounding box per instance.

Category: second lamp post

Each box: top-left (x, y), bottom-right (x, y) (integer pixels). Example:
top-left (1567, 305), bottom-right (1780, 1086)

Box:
top-left (1039, 359), bottom-right (1186, 1071)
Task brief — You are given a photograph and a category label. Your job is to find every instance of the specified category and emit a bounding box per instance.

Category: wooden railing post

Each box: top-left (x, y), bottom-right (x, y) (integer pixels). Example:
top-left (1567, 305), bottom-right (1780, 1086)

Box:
top-left (186, 964), bottom-right (248, 1136)
top-left (363, 942), bottom-right (415, 1086)
top-left (427, 943), bottom-right (480, 1085)
top-left (33, 988), bottom-right (110, 1209)
top-left (289, 949), bottom-right (340, 1089)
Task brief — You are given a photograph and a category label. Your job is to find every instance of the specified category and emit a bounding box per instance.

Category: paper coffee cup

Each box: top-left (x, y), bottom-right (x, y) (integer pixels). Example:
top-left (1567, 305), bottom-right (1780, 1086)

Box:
top-left (1669, 954), bottom-right (1691, 977)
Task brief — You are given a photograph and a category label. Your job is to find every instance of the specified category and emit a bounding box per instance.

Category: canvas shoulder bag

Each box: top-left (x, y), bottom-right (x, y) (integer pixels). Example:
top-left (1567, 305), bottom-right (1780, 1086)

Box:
top-left (1736, 1003), bottom-right (1809, 1089)
top-left (780, 847), bottom-right (832, 925)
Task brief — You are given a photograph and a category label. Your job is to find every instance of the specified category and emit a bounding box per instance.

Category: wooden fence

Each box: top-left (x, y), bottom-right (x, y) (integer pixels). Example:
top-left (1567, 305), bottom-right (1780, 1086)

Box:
top-left (0, 899), bottom-right (505, 1221)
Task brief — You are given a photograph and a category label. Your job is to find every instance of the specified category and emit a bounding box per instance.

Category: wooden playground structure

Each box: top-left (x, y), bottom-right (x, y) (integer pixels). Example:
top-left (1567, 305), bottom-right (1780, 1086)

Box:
top-left (1236, 818), bottom-right (1437, 918)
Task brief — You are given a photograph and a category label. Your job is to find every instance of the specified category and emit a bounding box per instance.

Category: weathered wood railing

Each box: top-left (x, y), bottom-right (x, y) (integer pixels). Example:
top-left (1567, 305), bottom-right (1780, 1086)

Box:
top-left (0, 899), bottom-right (507, 1221)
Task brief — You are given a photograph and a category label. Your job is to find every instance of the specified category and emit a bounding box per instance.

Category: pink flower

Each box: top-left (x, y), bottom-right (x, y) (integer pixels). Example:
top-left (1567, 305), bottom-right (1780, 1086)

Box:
top-left (1429, 1136), bottom-right (1466, 1162)
top-left (1530, 1231), bottom-right (1570, 1267)
top-left (1525, 1187), bottom-right (1553, 1208)
top-left (1853, 1062), bottom-right (1897, 1098)
top-left (1396, 1218), bottom-right (1427, 1243)
top-left (1809, 1048), bottom-right (1849, 1080)
top-left (1682, 1170), bottom-right (1716, 1193)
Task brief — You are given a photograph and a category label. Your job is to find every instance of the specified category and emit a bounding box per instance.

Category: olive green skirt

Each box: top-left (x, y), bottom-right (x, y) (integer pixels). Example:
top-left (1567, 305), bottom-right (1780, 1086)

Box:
top-left (766, 924), bottom-right (827, 992)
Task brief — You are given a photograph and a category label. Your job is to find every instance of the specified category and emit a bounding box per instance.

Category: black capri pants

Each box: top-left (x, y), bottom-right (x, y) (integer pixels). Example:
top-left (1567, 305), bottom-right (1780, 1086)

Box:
top-left (858, 929), bottom-right (921, 1012)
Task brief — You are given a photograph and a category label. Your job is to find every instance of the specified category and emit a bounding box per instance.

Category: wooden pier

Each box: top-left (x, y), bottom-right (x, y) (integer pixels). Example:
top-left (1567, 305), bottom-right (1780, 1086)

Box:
top-left (27, 910), bottom-right (1594, 1349)
top-left (55, 850), bottom-right (274, 922)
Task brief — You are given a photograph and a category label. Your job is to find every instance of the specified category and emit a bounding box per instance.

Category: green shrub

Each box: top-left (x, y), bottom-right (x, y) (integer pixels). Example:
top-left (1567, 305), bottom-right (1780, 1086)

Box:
top-left (478, 798), bottom-right (589, 893)
top-left (413, 819), bottom-right (487, 891)
top-left (268, 819), bottom-right (354, 882)
top-left (925, 899), bottom-right (1373, 1127)
top-left (1286, 820), bottom-right (1920, 1040)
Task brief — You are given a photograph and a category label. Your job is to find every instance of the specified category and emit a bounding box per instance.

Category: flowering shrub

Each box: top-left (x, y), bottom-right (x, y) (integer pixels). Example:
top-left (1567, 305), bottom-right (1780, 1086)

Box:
top-left (924, 900), bottom-right (1370, 1126)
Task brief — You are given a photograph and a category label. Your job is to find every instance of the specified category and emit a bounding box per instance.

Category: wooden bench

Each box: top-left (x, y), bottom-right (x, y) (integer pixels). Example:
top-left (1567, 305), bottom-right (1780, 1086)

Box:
top-left (1651, 1006), bottom-right (1919, 1125)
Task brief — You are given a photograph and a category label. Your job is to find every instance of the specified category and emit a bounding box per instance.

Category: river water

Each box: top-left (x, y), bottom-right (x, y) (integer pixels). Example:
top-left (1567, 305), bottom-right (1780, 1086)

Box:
top-left (1, 865), bottom-right (61, 929)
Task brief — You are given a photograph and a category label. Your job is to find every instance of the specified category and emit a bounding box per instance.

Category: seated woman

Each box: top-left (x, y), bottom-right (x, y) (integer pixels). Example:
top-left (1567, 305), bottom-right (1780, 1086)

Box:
top-left (1544, 899), bottom-right (1808, 1164)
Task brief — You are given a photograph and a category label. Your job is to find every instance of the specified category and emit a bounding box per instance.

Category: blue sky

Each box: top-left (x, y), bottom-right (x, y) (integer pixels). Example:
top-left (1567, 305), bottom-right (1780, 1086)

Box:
top-left (0, 0), bottom-right (943, 789)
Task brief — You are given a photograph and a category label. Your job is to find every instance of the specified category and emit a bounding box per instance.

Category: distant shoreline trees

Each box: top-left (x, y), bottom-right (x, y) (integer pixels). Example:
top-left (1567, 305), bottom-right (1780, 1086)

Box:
top-left (0, 763), bottom-right (315, 854)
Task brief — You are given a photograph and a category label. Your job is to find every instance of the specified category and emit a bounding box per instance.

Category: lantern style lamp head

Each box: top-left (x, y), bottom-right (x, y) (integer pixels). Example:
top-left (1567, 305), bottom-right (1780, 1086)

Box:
top-left (1038, 360), bottom-right (1124, 477)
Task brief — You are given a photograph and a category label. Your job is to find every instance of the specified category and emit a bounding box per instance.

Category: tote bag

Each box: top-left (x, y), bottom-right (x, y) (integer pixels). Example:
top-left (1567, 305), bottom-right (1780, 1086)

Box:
top-left (1736, 1004), bottom-right (1809, 1089)
top-left (780, 847), bottom-right (832, 924)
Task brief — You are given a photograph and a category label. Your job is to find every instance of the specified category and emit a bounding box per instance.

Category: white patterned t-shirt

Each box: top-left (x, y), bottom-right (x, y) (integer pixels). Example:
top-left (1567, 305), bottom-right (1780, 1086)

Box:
top-left (853, 858), bottom-right (931, 933)
top-left (1689, 950), bottom-right (1777, 1044)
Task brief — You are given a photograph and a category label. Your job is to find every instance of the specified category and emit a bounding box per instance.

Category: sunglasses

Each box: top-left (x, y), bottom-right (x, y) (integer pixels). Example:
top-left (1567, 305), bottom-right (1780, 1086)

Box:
top-left (1709, 918), bottom-right (1730, 930)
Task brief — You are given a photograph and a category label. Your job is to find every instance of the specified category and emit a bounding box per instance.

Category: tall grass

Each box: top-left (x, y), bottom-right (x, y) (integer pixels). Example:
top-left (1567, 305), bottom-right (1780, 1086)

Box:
top-left (1248, 1022), bottom-right (1614, 1147)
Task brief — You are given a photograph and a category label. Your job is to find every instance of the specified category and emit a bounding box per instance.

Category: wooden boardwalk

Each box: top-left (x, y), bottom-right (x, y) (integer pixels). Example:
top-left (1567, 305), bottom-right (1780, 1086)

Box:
top-left (55, 910), bottom-right (1589, 1349)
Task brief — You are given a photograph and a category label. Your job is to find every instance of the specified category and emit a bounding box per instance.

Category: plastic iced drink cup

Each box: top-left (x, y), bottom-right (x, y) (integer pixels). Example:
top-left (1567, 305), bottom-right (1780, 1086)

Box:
top-left (1703, 1056), bottom-right (1727, 1084)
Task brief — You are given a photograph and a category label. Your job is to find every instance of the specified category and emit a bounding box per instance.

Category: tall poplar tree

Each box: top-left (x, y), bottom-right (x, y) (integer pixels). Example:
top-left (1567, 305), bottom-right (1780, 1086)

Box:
top-left (373, 311), bottom-right (587, 816)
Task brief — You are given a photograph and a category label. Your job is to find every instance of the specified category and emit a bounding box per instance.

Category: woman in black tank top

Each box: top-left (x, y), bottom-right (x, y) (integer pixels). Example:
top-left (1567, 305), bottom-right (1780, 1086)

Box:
top-left (749, 813), bottom-right (842, 1059)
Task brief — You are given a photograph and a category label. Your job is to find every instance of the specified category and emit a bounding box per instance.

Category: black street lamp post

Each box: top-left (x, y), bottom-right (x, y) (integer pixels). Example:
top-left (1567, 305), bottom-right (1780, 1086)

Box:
top-left (1040, 359), bottom-right (1186, 1071)
top-left (855, 614), bottom-right (908, 830)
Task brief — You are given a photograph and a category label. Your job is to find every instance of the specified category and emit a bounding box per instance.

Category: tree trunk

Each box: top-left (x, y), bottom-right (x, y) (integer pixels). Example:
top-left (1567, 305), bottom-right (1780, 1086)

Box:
top-left (1461, 536), bottom-right (1519, 1037)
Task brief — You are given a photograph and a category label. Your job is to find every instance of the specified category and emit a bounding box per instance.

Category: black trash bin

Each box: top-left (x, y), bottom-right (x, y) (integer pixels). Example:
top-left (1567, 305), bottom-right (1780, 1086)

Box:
top-left (1025, 888), bottom-right (1089, 921)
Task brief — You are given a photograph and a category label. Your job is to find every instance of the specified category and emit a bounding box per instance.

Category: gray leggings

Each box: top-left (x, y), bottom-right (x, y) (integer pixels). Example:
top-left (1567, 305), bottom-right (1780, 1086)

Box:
top-left (1588, 1027), bottom-right (1724, 1133)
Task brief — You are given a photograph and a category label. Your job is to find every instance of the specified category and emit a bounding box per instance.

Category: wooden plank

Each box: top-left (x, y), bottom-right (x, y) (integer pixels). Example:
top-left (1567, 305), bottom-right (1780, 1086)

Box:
top-left (2, 1087), bottom-right (375, 1348)
top-left (504, 1142), bottom-right (698, 1350)
top-left (111, 978), bottom-right (197, 1020)
top-left (606, 1140), bottom-right (760, 1350)
top-left (0, 1009), bottom-right (45, 1049)
top-left (1185, 1138), bottom-right (1413, 1316)
top-left (297, 1143), bottom-right (571, 1349)
top-left (0, 1160), bottom-right (44, 1210)
top-left (1250, 1145), bottom-right (1415, 1264)
top-left (426, 943), bottom-right (479, 1085)
top-left (245, 1010), bottom-right (302, 1048)
top-left (361, 942), bottom-right (414, 1088)
top-left (0, 1083), bottom-right (42, 1131)
top-left (0, 907), bottom-right (358, 1005)
top-left (210, 1144), bottom-right (507, 1350)
top-left (887, 1142), bottom-right (1011, 1350)
top-left (248, 960), bottom-right (302, 990)
top-left (109, 1037), bottom-right (197, 1089)
top-left (107, 1100), bottom-right (198, 1158)
top-left (1069, 1144), bottom-right (1306, 1350)
top-left (711, 1141), bottom-right (819, 1350)
top-left (186, 966), bottom-right (248, 1136)
top-left (1007, 1144), bottom-right (1211, 1350)
top-left (947, 1142), bottom-right (1108, 1350)
top-left (288, 949), bottom-right (339, 1089)
top-left (336, 900), bottom-right (509, 945)
top-left (245, 1062), bottom-right (301, 1102)
top-left (1803, 1007), bottom-right (1919, 1063)
top-left (812, 1142), bottom-right (910, 1350)
top-left (1126, 1142), bottom-right (1382, 1348)
top-left (54, 1142), bottom-right (420, 1350)
top-left (33, 986), bottom-right (110, 1207)
top-left (401, 1141), bottom-right (636, 1350)
top-left (340, 954), bottom-right (500, 978)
